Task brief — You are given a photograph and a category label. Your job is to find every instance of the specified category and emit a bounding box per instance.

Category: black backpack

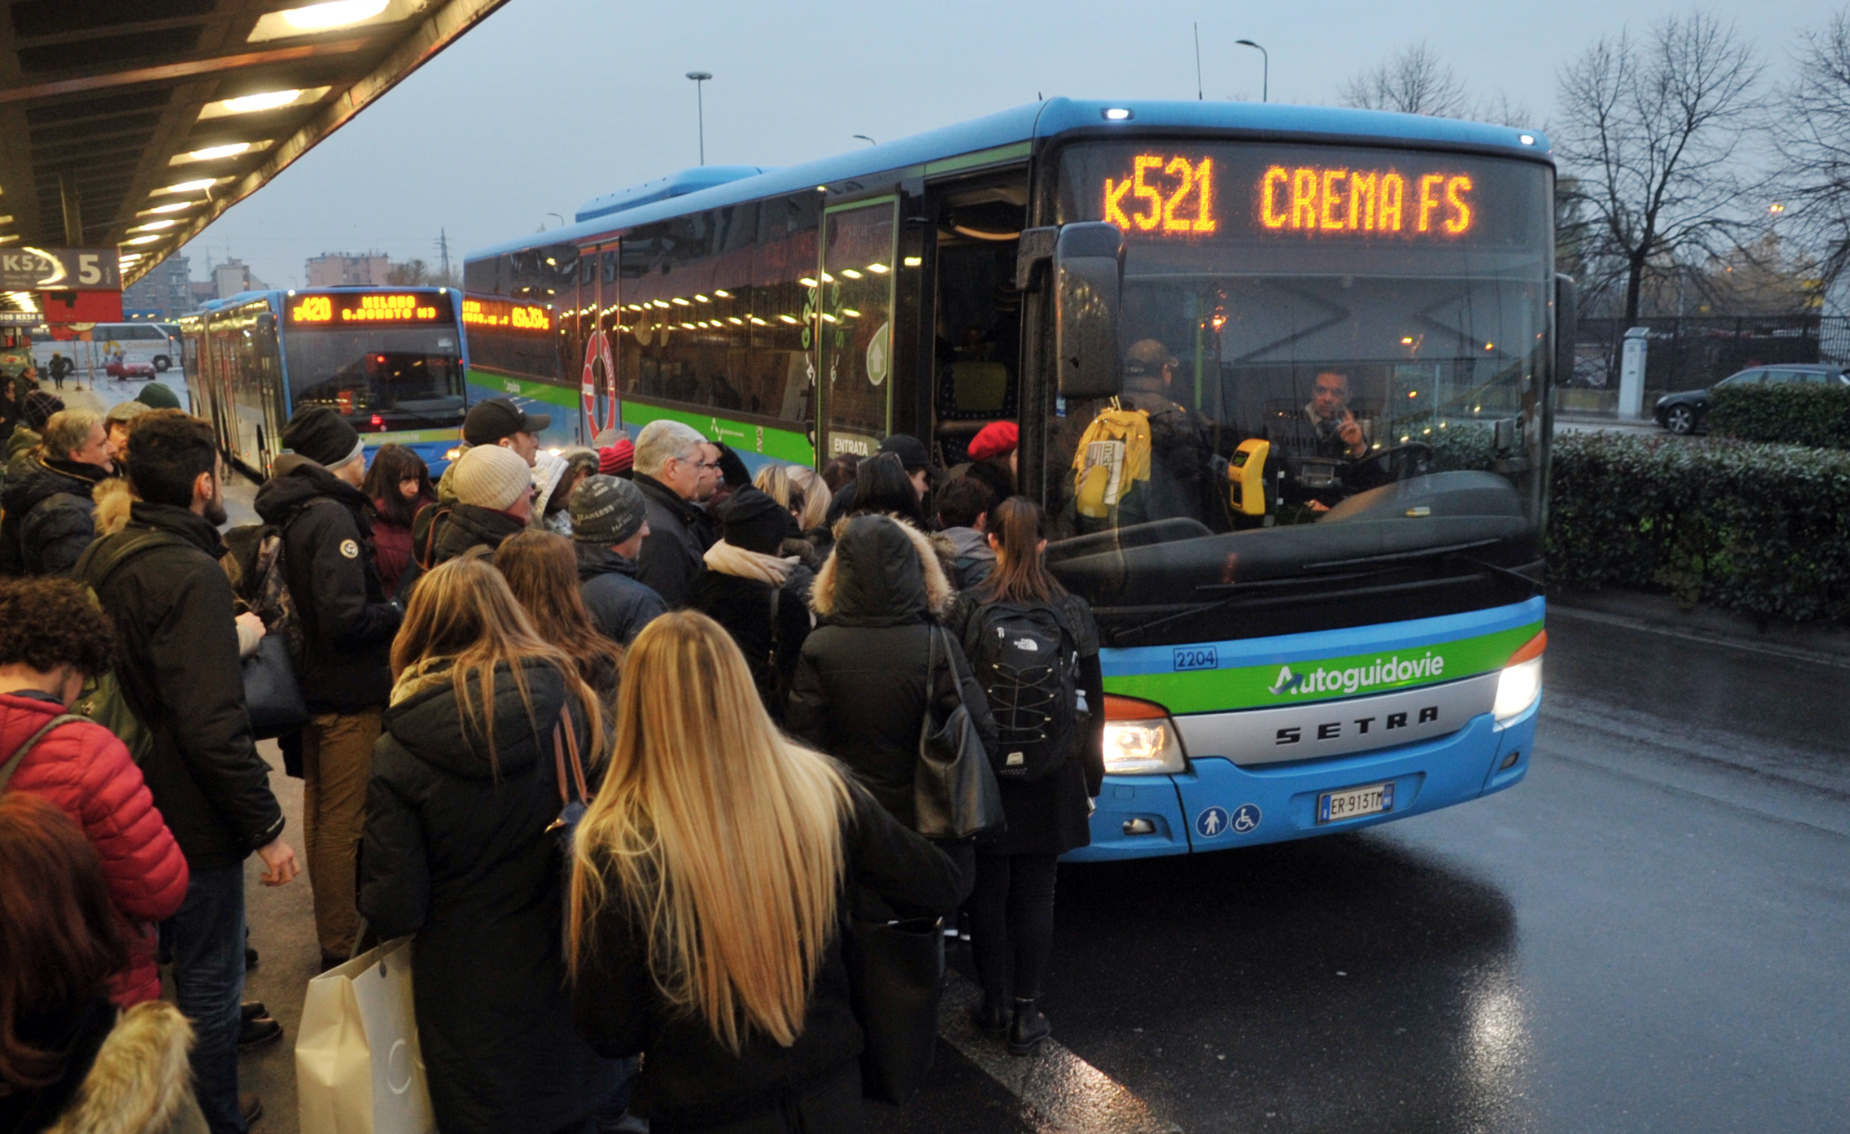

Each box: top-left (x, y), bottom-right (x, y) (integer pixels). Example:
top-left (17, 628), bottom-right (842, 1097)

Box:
top-left (961, 600), bottom-right (1079, 781)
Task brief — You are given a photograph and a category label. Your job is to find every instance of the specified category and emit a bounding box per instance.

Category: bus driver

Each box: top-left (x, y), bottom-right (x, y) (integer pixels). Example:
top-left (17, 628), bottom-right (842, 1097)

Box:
top-left (1304, 370), bottom-right (1369, 460)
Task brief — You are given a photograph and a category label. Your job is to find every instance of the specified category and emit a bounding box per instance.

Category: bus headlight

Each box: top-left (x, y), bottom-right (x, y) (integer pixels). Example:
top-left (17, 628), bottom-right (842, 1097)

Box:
top-left (1493, 631), bottom-right (1546, 723)
top-left (1102, 695), bottom-right (1187, 775)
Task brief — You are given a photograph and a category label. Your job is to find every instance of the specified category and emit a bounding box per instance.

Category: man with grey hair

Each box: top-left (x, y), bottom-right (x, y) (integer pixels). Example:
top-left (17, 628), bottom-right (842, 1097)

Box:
top-left (630, 418), bottom-right (712, 606)
top-left (0, 407), bottom-right (112, 576)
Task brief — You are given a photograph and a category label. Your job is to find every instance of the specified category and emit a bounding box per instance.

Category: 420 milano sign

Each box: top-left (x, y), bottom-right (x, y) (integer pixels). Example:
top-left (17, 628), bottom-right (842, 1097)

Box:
top-left (0, 248), bottom-right (120, 291)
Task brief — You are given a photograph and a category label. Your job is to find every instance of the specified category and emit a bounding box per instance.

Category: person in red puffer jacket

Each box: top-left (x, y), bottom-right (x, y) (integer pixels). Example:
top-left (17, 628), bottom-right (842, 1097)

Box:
top-left (0, 577), bottom-right (188, 1007)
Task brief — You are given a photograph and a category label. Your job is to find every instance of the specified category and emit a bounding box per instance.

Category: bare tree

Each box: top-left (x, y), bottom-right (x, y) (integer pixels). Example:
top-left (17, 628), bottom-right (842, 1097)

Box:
top-left (1555, 12), bottom-right (1765, 320)
top-left (1774, 8), bottom-right (1850, 294)
top-left (1339, 41), bottom-right (1472, 117)
top-left (384, 258), bottom-right (458, 288)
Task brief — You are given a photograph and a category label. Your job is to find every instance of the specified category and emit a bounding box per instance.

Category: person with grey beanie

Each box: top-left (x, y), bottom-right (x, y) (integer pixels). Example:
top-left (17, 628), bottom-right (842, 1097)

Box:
top-left (571, 474), bottom-right (667, 646)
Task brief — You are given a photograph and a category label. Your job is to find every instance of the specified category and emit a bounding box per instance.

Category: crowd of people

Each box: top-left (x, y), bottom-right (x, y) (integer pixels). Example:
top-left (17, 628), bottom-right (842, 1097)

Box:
top-left (0, 387), bottom-right (1103, 1134)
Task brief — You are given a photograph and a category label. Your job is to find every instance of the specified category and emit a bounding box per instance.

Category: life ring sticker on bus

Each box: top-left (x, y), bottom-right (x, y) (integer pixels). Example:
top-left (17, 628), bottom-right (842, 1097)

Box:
top-left (581, 329), bottom-right (617, 434)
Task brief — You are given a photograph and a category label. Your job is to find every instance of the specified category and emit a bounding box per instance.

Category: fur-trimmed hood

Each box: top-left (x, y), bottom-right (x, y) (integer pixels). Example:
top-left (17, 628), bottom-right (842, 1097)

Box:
top-left (47, 1001), bottom-right (206, 1134)
top-left (810, 513), bottom-right (953, 626)
top-left (92, 476), bottom-right (136, 538)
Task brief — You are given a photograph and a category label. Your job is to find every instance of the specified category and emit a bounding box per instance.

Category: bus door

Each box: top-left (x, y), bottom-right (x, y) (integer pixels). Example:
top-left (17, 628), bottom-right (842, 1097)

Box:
top-left (817, 197), bottom-right (898, 460)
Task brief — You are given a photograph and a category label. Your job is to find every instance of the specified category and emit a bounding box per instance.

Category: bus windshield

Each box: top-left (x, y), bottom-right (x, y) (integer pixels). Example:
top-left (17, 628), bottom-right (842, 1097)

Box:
top-left (1045, 142), bottom-right (1553, 619)
top-left (285, 325), bottom-right (466, 431)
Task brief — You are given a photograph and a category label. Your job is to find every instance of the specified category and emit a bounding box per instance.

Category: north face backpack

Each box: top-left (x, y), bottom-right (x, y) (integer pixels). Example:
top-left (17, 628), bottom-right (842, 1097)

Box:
top-left (961, 600), bottom-right (1080, 781)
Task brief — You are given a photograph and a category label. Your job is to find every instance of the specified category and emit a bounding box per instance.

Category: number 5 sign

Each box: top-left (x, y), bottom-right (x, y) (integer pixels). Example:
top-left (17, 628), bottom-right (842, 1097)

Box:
top-left (0, 247), bottom-right (120, 290)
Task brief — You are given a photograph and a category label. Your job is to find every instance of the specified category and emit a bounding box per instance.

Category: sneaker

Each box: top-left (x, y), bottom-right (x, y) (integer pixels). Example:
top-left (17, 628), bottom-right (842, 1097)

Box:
top-left (239, 1014), bottom-right (283, 1050)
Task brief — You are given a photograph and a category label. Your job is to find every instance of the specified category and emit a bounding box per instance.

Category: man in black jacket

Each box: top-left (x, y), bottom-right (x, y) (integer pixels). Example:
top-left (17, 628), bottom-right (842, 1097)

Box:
top-left (255, 407), bottom-right (403, 967)
top-left (0, 408), bottom-right (111, 576)
top-left (77, 412), bottom-right (299, 1134)
top-left (570, 474), bottom-right (665, 645)
top-left (630, 419), bottom-right (711, 607)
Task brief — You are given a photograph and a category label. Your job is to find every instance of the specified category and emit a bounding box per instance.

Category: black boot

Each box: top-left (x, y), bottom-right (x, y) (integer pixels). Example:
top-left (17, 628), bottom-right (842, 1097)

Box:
top-left (1008, 998), bottom-right (1051, 1056)
top-left (970, 995), bottom-right (1009, 1038)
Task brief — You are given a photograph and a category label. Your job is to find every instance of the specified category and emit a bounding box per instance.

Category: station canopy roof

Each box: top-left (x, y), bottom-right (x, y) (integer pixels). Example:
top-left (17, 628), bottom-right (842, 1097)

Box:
top-left (0, 0), bottom-right (507, 287)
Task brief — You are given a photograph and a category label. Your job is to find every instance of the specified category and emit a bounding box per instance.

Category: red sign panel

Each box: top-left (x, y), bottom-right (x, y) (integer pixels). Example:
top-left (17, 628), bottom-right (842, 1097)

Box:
top-left (39, 290), bottom-right (124, 324)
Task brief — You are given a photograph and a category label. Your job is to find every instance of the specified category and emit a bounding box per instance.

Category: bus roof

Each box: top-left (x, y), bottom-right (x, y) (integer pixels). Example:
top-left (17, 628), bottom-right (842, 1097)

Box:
top-left (469, 97), bottom-right (1553, 261)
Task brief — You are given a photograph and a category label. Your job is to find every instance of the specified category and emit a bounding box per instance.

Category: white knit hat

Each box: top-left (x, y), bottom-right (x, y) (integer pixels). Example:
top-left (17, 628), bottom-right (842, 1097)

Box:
top-left (451, 445), bottom-right (532, 512)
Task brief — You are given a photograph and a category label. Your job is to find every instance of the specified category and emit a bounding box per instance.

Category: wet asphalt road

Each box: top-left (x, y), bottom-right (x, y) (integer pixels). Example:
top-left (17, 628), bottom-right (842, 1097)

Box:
top-left (877, 607), bottom-right (1850, 1134)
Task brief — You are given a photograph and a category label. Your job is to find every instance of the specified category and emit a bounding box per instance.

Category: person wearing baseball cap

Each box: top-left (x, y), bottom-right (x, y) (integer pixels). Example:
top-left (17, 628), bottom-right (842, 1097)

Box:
top-left (877, 432), bottom-right (935, 503)
top-left (570, 474), bottom-right (665, 644)
top-left (256, 406), bottom-right (404, 966)
top-left (462, 396), bottom-right (551, 467)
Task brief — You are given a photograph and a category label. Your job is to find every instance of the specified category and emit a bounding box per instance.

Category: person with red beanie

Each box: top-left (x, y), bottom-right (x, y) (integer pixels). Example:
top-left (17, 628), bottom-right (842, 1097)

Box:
top-left (966, 420), bottom-right (1019, 502)
top-left (599, 437), bottom-right (635, 478)
top-left (0, 577), bottom-right (188, 1008)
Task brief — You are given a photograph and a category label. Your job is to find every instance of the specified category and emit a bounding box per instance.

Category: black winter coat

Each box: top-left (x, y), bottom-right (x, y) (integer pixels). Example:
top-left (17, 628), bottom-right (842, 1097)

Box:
top-left (0, 454), bottom-right (108, 577)
top-left (359, 659), bottom-right (623, 1134)
top-left (77, 504), bottom-right (284, 868)
top-left (253, 457), bottom-right (402, 712)
top-left (944, 591), bottom-right (1107, 856)
top-left (576, 543), bottom-right (667, 645)
top-left (632, 473), bottom-right (708, 608)
top-left (397, 501), bottom-right (528, 597)
top-left (685, 563), bottom-right (814, 718)
top-left (786, 516), bottom-right (996, 829)
top-left (572, 783), bottom-right (963, 1128)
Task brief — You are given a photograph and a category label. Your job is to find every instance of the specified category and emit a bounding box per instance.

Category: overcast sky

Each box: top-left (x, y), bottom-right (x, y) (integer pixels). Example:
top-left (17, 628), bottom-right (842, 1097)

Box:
top-left (187, 0), bottom-right (1829, 289)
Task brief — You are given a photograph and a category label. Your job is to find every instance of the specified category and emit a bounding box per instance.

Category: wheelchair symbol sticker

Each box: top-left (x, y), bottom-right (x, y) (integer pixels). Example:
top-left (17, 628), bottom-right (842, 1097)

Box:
top-left (1231, 803), bottom-right (1262, 833)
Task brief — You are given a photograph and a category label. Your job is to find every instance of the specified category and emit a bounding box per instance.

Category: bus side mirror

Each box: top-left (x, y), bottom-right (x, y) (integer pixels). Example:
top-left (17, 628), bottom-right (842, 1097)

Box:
top-left (1054, 222), bottom-right (1125, 400)
top-left (1554, 273), bottom-right (1576, 390)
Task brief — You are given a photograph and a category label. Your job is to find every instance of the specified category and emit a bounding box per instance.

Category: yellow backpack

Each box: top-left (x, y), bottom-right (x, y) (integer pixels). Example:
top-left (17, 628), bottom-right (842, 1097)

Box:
top-left (1070, 407), bottom-right (1153, 520)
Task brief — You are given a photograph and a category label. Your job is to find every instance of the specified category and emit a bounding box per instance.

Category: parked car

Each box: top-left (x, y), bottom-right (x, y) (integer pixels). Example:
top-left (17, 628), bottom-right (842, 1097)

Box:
top-left (1653, 365), bottom-right (1850, 434)
top-left (104, 359), bottom-right (157, 379)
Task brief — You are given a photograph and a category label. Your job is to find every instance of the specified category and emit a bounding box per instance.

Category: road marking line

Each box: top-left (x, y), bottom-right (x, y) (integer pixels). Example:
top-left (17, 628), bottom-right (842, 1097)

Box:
top-left (938, 970), bottom-right (1181, 1134)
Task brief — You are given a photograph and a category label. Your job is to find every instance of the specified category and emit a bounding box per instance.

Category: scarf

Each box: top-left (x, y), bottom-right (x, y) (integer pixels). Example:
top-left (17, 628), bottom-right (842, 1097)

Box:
top-left (703, 539), bottom-right (798, 586)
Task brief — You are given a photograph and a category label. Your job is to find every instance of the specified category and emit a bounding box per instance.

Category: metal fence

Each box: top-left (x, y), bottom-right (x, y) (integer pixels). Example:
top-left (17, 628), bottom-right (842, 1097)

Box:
top-left (1566, 315), bottom-right (1850, 395)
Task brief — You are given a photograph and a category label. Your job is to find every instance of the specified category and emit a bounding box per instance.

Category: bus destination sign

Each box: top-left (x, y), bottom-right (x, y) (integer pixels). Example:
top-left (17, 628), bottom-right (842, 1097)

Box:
top-left (1095, 152), bottom-right (1479, 241)
top-left (286, 292), bottom-right (450, 326)
top-left (461, 297), bottom-right (552, 333)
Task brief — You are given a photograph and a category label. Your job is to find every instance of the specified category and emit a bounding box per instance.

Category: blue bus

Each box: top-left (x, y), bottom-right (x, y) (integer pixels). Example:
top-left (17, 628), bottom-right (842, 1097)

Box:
top-left (181, 286), bottom-right (469, 478)
top-left (464, 99), bottom-right (1562, 859)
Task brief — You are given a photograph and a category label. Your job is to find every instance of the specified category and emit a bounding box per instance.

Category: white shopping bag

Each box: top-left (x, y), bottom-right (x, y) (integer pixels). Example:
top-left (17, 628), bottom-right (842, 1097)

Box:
top-left (296, 937), bottom-right (437, 1134)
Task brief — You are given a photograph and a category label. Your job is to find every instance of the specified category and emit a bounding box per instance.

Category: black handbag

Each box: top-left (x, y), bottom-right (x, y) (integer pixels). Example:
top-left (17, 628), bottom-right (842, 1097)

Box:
top-left (242, 633), bottom-right (309, 740)
top-left (913, 625), bottom-right (1005, 840)
top-left (843, 913), bottom-right (945, 1105)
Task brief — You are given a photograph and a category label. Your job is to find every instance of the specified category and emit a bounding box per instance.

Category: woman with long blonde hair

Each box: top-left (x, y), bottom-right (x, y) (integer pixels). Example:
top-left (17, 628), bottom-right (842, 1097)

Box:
top-left (359, 557), bottom-right (625, 1133)
top-left (570, 611), bottom-right (961, 1132)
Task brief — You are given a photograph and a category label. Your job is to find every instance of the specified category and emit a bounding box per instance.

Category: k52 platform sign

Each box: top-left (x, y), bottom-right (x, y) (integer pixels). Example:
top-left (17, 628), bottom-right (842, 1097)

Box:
top-left (0, 248), bottom-right (120, 291)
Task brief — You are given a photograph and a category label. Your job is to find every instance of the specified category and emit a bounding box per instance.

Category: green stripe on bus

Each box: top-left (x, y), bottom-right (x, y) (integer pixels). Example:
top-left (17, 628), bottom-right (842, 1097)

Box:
top-left (1102, 621), bottom-right (1542, 715)
top-left (369, 428), bottom-right (458, 445)
top-left (924, 141), bottom-right (1033, 176)
top-left (619, 402), bottom-right (815, 465)
top-left (467, 369), bottom-right (580, 410)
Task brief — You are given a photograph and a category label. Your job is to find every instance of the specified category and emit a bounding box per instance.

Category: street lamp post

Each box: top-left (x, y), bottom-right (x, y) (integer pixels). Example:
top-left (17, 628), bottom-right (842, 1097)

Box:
top-left (1235, 39), bottom-right (1268, 103)
top-left (686, 71), bottom-right (713, 165)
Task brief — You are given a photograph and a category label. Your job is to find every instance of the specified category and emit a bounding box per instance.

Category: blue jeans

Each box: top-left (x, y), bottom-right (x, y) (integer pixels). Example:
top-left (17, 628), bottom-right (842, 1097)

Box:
top-left (170, 863), bottom-right (248, 1134)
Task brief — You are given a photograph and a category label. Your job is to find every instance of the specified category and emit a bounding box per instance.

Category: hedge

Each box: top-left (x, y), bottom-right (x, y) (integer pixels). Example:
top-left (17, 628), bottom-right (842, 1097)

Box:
top-left (1710, 383), bottom-right (1850, 451)
top-left (1546, 432), bottom-right (1850, 625)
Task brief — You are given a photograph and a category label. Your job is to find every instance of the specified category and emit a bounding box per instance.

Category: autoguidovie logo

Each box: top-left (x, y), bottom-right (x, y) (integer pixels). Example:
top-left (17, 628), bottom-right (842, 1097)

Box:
top-left (1267, 652), bottom-right (1448, 697)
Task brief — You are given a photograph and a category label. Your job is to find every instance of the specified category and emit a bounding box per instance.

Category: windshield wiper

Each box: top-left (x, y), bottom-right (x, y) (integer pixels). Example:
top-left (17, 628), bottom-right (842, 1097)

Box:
top-left (1301, 538), bottom-right (1503, 572)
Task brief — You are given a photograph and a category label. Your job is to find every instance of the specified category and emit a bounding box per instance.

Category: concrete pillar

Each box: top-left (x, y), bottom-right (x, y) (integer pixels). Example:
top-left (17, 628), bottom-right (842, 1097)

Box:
top-left (1618, 327), bottom-right (1649, 419)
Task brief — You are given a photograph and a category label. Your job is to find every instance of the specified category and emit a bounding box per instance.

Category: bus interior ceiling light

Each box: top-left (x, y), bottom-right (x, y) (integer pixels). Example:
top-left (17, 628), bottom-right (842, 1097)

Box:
top-left (282, 0), bottom-right (389, 30)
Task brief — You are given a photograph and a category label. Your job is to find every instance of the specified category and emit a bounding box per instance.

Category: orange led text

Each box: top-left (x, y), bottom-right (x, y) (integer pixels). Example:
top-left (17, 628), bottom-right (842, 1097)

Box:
top-left (1257, 166), bottom-right (1473, 236)
top-left (462, 298), bottom-right (551, 332)
top-left (1104, 154), bottom-right (1217, 235)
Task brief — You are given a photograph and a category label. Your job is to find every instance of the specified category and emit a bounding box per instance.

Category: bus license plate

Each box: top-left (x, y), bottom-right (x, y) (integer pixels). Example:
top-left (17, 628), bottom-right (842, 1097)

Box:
top-left (1317, 781), bottom-right (1395, 824)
